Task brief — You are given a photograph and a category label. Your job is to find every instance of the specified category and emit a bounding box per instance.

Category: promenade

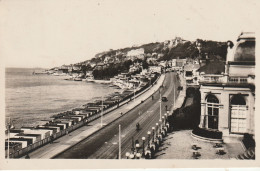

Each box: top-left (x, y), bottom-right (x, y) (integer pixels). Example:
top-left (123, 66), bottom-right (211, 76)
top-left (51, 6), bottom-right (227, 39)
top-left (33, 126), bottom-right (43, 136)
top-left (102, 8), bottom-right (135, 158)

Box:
top-left (25, 74), bottom-right (166, 158)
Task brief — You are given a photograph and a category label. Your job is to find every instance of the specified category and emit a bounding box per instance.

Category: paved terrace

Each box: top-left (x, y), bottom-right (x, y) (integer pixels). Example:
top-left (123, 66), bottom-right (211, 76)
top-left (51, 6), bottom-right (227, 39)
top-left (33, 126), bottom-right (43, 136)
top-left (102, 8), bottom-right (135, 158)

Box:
top-left (155, 73), bottom-right (245, 159)
top-left (155, 130), bottom-right (245, 159)
top-left (25, 74), bottom-right (166, 158)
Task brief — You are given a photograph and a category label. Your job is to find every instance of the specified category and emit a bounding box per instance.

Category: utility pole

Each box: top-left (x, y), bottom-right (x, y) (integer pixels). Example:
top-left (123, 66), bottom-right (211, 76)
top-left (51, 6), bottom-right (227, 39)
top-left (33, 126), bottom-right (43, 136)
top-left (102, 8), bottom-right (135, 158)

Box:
top-left (134, 84), bottom-right (136, 102)
top-left (7, 117), bottom-right (10, 159)
top-left (101, 96), bottom-right (103, 127)
top-left (173, 81), bottom-right (175, 109)
top-left (119, 124), bottom-right (121, 159)
top-left (160, 93), bottom-right (162, 120)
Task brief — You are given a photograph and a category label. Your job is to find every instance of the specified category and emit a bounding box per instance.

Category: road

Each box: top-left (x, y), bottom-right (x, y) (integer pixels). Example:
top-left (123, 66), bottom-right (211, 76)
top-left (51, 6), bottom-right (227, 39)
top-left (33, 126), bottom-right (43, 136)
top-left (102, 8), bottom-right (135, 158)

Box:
top-left (54, 72), bottom-right (179, 159)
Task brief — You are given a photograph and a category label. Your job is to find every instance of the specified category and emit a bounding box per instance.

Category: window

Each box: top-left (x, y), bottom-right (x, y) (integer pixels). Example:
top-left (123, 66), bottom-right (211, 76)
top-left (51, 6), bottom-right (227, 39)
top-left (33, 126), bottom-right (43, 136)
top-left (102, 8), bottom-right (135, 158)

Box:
top-left (230, 95), bottom-right (247, 133)
top-left (206, 94), bottom-right (219, 129)
top-left (186, 71), bottom-right (193, 77)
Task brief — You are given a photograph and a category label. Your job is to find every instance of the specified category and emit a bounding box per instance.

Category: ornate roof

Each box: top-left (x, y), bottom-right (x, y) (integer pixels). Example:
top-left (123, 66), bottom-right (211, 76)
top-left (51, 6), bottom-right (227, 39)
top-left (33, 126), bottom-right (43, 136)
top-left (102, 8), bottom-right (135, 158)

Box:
top-left (233, 32), bottom-right (255, 62)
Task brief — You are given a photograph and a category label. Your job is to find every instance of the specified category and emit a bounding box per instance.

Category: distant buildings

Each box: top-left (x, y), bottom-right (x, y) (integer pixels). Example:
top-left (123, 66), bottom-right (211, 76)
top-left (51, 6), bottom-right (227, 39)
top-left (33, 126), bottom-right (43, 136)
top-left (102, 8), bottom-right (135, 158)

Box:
top-left (126, 48), bottom-right (145, 61)
top-left (183, 63), bottom-right (200, 86)
top-left (149, 66), bottom-right (162, 74)
top-left (171, 59), bottom-right (187, 71)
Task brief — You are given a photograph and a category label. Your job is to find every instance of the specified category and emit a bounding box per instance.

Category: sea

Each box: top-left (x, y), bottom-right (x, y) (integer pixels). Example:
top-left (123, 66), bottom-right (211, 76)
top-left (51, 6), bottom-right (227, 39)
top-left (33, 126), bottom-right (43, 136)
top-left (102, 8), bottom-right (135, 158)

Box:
top-left (5, 68), bottom-right (120, 128)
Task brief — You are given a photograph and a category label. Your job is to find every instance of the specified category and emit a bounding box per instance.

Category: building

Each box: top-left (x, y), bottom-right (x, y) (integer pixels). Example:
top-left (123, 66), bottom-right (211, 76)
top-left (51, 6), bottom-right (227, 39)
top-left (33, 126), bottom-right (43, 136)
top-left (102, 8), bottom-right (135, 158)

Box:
top-left (198, 60), bottom-right (225, 85)
top-left (196, 32), bottom-right (255, 142)
top-left (126, 48), bottom-right (145, 60)
top-left (149, 66), bottom-right (162, 74)
top-left (183, 63), bottom-right (200, 86)
top-left (171, 59), bottom-right (187, 71)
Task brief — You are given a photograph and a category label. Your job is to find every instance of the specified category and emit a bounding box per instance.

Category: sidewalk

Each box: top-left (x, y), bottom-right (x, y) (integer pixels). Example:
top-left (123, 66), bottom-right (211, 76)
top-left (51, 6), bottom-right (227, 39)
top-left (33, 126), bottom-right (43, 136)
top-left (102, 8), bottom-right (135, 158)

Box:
top-left (169, 73), bottom-right (186, 114)
top-left (26, 74), bottom-right (166, 158)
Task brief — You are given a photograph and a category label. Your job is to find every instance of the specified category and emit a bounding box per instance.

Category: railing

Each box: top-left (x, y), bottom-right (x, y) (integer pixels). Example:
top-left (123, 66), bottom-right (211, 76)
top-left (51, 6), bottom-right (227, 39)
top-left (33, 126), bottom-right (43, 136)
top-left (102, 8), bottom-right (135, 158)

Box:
top-left (199, 75), bottom-right (252, 85)
top-left (199, 75), bottom-right (224, 84)
top-left (228, 77), bottom-right (248, 83)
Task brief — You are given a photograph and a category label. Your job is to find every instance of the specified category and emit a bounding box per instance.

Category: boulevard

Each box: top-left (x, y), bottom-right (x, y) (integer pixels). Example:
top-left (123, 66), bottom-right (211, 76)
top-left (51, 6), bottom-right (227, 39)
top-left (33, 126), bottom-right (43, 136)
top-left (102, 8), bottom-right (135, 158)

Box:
top-left (55, 72), bottom-right (179, 159)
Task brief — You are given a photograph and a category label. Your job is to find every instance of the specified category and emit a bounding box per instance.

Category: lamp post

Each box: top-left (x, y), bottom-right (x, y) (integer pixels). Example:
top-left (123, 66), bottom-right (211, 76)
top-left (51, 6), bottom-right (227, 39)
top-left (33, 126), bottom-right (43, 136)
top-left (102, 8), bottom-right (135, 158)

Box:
top-left (156, 123), bottom-right (159, 132)
top-left (164, 113), bottom-right (168, 124)
top-left (152, 127), bottom-right (155, 142)
top-left (147, 131), bottom-right (151, 148)
top-left (142, 137), bottom-right (145, 157)
top-left (6, 117), bottom-right (11, 159)
top-left (134, 84), bottom-right (136, 102)
top-left (159, 119), bottom-right (162, 131)
top-left (129, 153), bottom-right (135, 159)
top-left (173, 79), bottom-right (175, 110)
top-left (162, 116), bottom-right (165, 126)
top-left (101, 96), bottom-right (103, 127)
top-left (136, 143), bottom-right (140, 152)
top-left (159, 93), bottom-right (162, 120)
top-left (125, 152), bottom-right (130, 159)
top-left (135, 143), bottom-right (141, 159)
top-left (119, 124), bottom-right (121, 159)
top-left (155, 123), bottom-right (159, 137)
top-left (136, 152), bottom-right (141, 159)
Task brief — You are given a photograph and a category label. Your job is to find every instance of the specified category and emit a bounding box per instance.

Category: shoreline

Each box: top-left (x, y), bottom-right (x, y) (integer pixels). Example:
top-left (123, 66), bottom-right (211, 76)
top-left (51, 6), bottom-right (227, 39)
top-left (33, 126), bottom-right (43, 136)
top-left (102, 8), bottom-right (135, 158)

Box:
top-left (6, 73), bottom-right (161, 158)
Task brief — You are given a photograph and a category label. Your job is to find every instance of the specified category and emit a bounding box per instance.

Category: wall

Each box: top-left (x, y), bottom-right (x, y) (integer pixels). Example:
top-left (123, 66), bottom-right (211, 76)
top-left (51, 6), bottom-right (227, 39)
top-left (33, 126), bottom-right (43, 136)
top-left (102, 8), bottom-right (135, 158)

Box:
top-left (229, 65), bottom-right (255, 77)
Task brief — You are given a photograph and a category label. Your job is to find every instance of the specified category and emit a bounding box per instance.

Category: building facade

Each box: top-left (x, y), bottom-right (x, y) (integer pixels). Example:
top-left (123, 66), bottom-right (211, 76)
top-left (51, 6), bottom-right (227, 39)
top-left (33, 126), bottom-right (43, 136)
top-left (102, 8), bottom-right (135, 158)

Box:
top-left (198, 32), bottom-right (255, 140)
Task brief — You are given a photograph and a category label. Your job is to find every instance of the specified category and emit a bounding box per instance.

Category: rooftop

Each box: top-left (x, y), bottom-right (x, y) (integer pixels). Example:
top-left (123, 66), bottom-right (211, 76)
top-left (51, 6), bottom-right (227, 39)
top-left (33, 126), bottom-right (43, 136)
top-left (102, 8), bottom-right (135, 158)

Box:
top-left (198, 60), bottom-right (225, 74)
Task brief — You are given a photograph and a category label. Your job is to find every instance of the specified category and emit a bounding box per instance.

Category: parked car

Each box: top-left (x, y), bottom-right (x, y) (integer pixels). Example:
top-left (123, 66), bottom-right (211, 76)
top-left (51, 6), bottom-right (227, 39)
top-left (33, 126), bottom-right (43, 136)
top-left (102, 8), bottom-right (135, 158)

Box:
top-left (161, 96), bottom-right (168, 102)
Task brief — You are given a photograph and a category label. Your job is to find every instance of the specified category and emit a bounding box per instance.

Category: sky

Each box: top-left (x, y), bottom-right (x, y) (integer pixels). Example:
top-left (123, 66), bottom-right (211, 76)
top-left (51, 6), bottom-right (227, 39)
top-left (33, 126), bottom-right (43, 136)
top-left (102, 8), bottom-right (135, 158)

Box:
top-left (0, 0), bottom-right (258, 68)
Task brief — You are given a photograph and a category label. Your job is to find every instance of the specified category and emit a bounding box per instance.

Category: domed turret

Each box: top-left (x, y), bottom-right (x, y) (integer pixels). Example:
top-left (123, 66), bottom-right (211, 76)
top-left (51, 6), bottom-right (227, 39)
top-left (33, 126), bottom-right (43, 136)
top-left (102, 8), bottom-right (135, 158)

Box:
top-left (233, 32), bottom-right (255, 62)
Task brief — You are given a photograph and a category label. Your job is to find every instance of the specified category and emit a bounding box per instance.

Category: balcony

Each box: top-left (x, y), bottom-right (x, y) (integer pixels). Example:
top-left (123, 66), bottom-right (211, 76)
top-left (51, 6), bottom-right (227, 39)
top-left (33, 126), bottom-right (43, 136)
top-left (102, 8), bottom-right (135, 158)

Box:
top-left (199, 75), bottom-right (255, 87)
top-left (199, 75), bottom-right (225, 84)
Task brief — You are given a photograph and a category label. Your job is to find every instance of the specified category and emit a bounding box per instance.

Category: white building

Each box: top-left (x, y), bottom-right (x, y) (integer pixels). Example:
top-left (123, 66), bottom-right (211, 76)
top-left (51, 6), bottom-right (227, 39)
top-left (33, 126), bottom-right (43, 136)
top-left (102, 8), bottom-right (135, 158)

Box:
top-left (126, 48), bottom-right (145, 60)
top-left (149, 66), bottom-right (161, 74)
top-left (183, 63), bottom-right (200, 86)
top-left (195, 32), bottom-right (255, 142)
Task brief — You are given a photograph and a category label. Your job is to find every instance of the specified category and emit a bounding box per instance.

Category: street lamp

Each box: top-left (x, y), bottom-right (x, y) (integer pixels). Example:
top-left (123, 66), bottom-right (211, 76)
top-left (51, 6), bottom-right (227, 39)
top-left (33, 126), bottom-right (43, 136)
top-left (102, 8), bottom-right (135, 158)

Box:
top-left (162, 116), bottom-right (165, 126)
top-left (142, 137), bottom-right (146, 157)
top-left (164, 113), bottom-right (167, 123)
top-left (136, 152), bottom-right (141, 159)
top-left (125, 152), bottom-right (130, 159)
top-left (134, 84), bottom-right (136, 102)
top-left (159, 119), bottom-right (162, 131)
top-left (159, 93), bottom-right (162, 120)
top-left (129, 153), bottom-right (135, 159)
top-left (147, 131), bottom-right (151, 148)
top-left (136, 143), bottom-right (140, 152)
top-left (101, 96), bottom-right (103, 127)
top-left (152, 127), bottom-right (155, 142)
top-left (6, 117), bottom-right (11, 159)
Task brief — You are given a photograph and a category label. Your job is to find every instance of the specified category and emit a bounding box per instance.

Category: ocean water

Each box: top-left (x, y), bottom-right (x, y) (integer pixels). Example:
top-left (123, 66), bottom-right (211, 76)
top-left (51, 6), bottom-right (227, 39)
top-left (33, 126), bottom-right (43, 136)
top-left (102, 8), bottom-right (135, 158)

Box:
top-left (5, 68), bottom-right (120, 128)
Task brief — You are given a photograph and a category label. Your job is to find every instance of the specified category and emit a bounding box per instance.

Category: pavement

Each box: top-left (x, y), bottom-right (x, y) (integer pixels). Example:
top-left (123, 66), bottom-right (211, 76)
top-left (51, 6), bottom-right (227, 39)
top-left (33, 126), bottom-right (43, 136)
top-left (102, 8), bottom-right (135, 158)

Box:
top-left (25, 73), bottom-right (166, 159)
top-left (155, 130), bottom-right (245, 159)
top-left (171, 73), bottom-right (186, 111)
